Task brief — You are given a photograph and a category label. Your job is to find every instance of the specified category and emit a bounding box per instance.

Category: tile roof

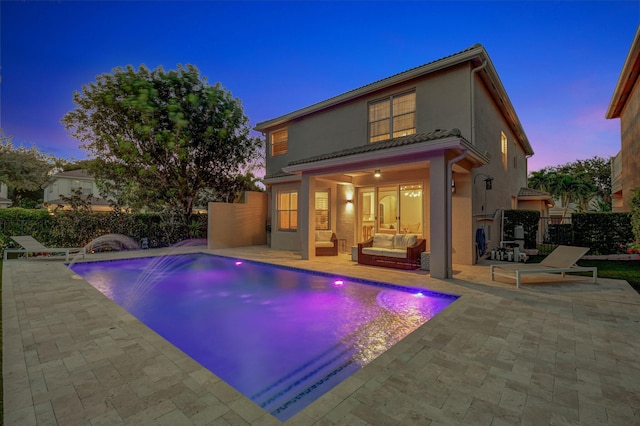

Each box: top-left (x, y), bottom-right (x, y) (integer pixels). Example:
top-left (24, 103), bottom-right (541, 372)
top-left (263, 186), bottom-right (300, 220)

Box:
top-left (288, 128), bottom-right (464, 166)
top-left (53, 169), bottom-right (93, 179)
top-left (255, 45), bottom-right (484, 131)
top-left (518, 187), bottom-right (552, 198)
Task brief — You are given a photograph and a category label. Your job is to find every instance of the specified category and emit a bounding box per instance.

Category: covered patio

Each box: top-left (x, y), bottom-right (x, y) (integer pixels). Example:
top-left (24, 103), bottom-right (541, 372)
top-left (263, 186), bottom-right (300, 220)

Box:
top-left (270, 129), bottom-right (489, 279)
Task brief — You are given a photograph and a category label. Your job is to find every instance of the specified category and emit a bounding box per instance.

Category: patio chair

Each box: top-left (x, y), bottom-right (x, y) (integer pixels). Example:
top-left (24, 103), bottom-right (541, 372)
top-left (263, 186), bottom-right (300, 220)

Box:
top-left (490, 245), bottom-right (597, 288)
top-left (3, 235), bottom-right (86, 262)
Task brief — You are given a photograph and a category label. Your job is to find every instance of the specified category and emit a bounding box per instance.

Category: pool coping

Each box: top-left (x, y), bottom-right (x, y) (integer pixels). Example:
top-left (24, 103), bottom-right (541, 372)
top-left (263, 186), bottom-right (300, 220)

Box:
top-left (4, 245), bottom-right (640, 424)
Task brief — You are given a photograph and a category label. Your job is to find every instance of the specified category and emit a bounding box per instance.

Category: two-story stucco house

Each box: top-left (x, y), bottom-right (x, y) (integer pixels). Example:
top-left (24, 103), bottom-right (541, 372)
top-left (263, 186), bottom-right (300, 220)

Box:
top-left (255, 44), bottom-right (535, 279)
top-left (607, 25), bottom-right (640, 212)
top-left (42, 169), bottom-right (112, 212)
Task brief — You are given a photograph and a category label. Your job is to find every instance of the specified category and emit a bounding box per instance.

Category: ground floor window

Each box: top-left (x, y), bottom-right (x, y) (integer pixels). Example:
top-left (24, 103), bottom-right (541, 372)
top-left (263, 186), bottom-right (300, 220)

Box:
top-left (277, 190), bottom-right (298, 230)
top-left (315, 190), bottom-right (329, 230)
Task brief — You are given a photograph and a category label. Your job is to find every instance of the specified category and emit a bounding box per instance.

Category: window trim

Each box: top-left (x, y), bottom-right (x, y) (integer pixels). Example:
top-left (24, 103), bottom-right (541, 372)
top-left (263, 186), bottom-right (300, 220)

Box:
top-left (368, 91), bottom-right (416, 143)
top-left (277, 189), bottom-right (298, 231)
top-left (271, 128), bottom-right (288, 156)
top-left (314, 190), bottom-right (330, 230)
top-left (501, 131), bottom-right (508, 170)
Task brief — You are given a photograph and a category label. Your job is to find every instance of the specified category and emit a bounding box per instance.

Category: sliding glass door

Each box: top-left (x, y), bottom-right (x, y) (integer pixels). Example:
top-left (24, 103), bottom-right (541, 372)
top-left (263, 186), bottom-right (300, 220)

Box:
top-left (357, 183), bottom-right (423, 241)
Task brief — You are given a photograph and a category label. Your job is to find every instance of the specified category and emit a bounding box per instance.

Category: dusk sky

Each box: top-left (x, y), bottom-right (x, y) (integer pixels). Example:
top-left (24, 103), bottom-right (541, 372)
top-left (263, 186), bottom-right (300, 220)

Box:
top-left (2, 1), bottom-right (638, 174)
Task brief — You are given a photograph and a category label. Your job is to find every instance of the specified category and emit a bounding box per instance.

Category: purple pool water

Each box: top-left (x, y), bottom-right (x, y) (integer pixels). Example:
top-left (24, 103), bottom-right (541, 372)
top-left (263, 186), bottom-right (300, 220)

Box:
top-left (71, 253), bottom-right (458, 421)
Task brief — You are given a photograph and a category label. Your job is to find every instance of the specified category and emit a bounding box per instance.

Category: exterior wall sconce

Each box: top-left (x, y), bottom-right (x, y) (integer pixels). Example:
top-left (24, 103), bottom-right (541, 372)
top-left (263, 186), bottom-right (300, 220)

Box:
top-left (374, 169), bottom-right (381, 178)
top-left (451, 178), bottom-right (456, 194)
top-left (484, 177), bottom-right (493, 190)
top-left (474, 173), bottom-right (494, 190)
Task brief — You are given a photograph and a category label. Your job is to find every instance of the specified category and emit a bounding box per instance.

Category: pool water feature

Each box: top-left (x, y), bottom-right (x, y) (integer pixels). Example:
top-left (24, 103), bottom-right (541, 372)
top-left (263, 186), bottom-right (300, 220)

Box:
top-left (71, 253), bottom-right (459, 421)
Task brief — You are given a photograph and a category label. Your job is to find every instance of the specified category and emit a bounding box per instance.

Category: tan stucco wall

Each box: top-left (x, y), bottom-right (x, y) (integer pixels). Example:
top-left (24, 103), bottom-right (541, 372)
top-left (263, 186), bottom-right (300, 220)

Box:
top-left (619, 76), bottom-right (640, 211)
top-left (208, 191), bottom-right (268, 249)
top-left (264, 62), bottom-right (530, 272)
top-left (265, 65), bottom-right (473, 177)
top-left (471, 74), bottom-right (529, 247)
top-left (268, 181), bottom-right (302, 251)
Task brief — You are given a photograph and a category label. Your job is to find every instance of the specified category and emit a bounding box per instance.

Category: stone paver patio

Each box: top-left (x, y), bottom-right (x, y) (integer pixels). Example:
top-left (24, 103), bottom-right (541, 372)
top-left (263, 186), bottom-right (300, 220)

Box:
top-left (3, 245), bottom-right (640, 425)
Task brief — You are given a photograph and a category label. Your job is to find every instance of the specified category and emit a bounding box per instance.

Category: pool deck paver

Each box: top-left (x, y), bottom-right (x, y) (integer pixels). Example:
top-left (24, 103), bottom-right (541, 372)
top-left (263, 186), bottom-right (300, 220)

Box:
top-left (3, 245), bottom-right (640, 425)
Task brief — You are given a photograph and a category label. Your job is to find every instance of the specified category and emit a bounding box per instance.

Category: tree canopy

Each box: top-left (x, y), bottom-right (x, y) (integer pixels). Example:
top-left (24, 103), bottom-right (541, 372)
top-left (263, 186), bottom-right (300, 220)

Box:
top-left (0, 131), bottom-right (62, 207)
top-left (528, 156), bottom-right (612, 218)
top-left (62, 64), bottom-right (263, 217)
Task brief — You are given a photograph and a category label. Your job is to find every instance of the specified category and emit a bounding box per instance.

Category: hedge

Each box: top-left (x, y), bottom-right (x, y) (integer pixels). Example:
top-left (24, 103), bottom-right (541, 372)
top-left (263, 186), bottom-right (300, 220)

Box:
top-left (0, 208), bottom-right (208, 254)
top-left (572, 212), bottom-right (633, 255)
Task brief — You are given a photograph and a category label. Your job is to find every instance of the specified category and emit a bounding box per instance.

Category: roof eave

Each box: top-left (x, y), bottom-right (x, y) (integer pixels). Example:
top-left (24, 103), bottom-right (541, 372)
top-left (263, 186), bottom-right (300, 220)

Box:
top-left (606, 25), bottom-right (640, 119)
top-left (282, 137), bottom-right (488, 174)
top-left (255, 45), bottom-right (488, 132)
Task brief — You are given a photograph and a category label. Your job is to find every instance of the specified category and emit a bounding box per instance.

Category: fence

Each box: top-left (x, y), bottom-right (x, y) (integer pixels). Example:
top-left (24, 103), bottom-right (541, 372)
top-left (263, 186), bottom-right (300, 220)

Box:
top-left (534, 214), bottom-right (633, 255)
top-left (536, 216), bottom-right (573, 254)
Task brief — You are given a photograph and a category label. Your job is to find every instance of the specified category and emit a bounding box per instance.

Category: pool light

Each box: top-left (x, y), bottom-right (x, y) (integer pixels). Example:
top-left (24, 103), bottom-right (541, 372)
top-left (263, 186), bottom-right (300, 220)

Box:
top-left (334, 279), bottom-right (344, 286)
top-left (414, 292), bottom-right (425, 298)
top-left (235, 261), bottom-right (243, 265)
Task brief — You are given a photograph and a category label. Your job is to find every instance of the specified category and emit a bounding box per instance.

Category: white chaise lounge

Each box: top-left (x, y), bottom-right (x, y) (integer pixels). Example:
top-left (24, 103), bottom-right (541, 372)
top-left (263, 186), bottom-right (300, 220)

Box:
top-left (3, 235), bottom-right (86, 262)
top-left (490, 245), bottom-right (597, 288)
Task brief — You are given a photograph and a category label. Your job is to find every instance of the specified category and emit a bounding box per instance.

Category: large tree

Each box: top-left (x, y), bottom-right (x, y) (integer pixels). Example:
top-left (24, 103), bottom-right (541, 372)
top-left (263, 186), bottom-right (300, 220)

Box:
top-left (0, 131), bottom-right (61, 207)
top-left (528, 155), bottom-right (611, 219)
top-left (62, 64), bottom-right (263, 218)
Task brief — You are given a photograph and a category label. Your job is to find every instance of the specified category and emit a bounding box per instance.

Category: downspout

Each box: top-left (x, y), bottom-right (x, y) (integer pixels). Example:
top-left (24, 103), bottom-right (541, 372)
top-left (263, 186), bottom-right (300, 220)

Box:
top-left (446, 149), bottom-right (467, 278)
top-left (470, 59), bottom-right (487, 145)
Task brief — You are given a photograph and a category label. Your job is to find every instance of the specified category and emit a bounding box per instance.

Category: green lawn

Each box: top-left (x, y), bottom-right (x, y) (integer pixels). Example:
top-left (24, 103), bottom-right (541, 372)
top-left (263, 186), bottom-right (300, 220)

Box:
top-left (527, 255), bottom-right (640, 293)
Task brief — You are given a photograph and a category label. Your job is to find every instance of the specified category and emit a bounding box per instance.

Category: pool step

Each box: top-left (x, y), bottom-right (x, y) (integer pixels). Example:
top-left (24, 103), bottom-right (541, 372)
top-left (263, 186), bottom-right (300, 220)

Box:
top-left (253, 310), bottom-right (414, 420)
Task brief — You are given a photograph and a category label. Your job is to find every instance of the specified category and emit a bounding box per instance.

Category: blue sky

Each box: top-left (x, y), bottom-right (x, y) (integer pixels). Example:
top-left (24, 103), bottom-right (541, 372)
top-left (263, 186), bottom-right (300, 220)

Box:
top-left (1, 1), bottom-right (638, 173)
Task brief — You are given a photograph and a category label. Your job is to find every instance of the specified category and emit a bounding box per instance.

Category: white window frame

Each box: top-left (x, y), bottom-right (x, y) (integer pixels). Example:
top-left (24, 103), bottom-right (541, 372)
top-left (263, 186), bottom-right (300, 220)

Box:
top-left (277, 190), bottom-right (298, 231)
top-left (501, 132), bottom-right (508, 170)
top-left (368, 91), bottom-right (416, 143)
top-left (315, 190), bottom-right (330, 230)
top-left (271, 128), bottom-right (288, 156)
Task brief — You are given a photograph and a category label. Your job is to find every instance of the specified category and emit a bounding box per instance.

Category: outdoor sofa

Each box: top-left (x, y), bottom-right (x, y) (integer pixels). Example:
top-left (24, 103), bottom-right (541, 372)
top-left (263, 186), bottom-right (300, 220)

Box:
top-left (357, 233), bottom-right (426, 270)
top-left (315, 230), bottom-right (338, 256)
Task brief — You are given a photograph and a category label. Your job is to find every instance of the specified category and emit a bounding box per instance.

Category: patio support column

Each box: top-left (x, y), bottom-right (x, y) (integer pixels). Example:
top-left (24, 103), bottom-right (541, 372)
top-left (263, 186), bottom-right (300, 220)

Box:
top-left (299, 173), bottom-right (315, 260)
top-left (430, 155), bottom-right (449, 279)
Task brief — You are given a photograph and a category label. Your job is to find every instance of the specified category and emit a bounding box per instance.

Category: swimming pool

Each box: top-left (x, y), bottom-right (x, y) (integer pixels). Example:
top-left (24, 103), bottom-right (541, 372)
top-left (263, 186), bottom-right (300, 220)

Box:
top-left (71, 253), bottom-right (459, 421)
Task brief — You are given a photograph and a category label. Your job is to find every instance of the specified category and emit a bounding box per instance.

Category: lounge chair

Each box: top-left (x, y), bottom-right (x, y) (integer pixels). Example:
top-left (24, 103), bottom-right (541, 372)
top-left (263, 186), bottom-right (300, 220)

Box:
top-left (490, 245), bottom-right (597, 288)
top-left (3, 235), bottom-right (86, 262)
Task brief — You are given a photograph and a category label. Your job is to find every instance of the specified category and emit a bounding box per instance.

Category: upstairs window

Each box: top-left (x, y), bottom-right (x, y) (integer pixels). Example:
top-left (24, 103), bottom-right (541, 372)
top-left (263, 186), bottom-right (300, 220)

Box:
top-left (501, 132), bottom-right (508, 170)
top-left (271, 128), bottom-right (288, 156)
top-left (369, 92), bottom-right (416, 143)
top-left (277, 190), bottom-right (298, 231)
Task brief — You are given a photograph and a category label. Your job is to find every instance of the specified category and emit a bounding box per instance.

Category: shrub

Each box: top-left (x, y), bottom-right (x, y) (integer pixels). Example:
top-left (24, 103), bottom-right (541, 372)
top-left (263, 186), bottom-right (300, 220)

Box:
top-left (630, 188), bottom-right (640, 242)
top-left (0, 207), bottom-right (207, 254)
top-left (572, 212), bottom-right (633, 255)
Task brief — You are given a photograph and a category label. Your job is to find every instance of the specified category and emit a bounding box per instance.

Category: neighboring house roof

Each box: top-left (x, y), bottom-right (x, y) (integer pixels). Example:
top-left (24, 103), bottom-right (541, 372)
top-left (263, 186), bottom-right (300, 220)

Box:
top-left (606, 25), bottom-right (640, 118)
top-left (51, 169), bottom-right (93, 179)
top-left (255, 44), bottom-right (533, 156)
top-left (518, 187), bottom-right (554, 206)
top-left (518, 187), bottom-right (552, 198)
